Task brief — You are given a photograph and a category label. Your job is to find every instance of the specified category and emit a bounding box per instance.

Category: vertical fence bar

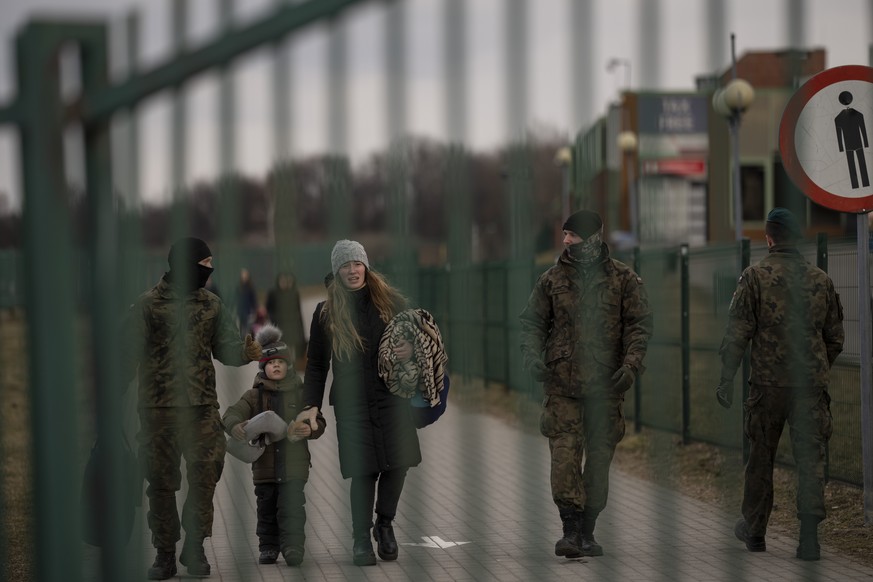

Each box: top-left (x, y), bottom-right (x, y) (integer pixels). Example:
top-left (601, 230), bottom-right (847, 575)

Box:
top-left (328, 14), bottom-right (347, 155)
top-left (569, 0), bottom-right (594, 133)
top-left (124, 11), bottom-right (140, 211)
top-left (217, 0), bottom-right (241, 299)
top-left (273, 0), bottom-right (292, 162)
top-left (383, 0), bottom-right (414, 298)
top-left (741, 237), bottom-right (751, 464)
top-left (681, 244), bottom-right (691, 444)
top-left (82, 24), bottom-right (138, 580)
top-left (817, 232), bottom-right (831, 483)
top-left (444, 0), bottom-right (466, 144)
top-left (637, 0), bottom-right (662, 90)
top-left (633, 245), bottom-right (642, 433)
top-left (706, 0), bottom-right (727, 76)
top-left (171, 0), bottom-right (188, 199)
top-left (272, 0), bottom-right (293, 259)
top-left (385, 0), bottom-right (406, 144)
top-left (327, 15), bottom-right (351, 241)
top-left (445, 145), bottom-right (472, 376)
top-left (505, 0), bottom-right (527, 141)
top-left (17, 23), bottom-right (83, 582)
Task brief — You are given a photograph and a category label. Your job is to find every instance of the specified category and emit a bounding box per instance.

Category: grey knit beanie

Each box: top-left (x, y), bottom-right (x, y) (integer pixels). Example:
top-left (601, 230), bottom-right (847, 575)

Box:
top-left (330, 239), bottom-right (370, 275)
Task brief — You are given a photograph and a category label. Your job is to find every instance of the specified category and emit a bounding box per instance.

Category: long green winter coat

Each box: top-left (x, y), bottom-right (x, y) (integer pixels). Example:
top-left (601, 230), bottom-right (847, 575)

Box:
top-left (223, 372), bottom-right (326, 484)
top-left (122, 275), bottom-right (250, 408)
top-left (519, 244), bottom-right (653, 398)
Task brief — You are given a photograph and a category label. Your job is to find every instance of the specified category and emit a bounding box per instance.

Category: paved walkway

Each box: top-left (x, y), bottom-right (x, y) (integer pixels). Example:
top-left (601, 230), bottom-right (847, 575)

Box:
top-left (86, 358), bottom-right (873, 582)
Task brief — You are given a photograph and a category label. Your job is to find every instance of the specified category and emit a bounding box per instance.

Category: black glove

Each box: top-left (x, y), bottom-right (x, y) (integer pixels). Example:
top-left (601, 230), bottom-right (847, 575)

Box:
top-left (715, 378), bottom-right (734, 409)
top-left (529, 360), bottom-right (548, 382)
top-left (611, 365), bottom-right (635, 393)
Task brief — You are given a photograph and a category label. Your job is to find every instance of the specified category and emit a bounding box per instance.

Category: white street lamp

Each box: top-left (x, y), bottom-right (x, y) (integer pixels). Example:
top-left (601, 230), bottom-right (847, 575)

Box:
top-left (713, 46), bottom-right (755, 241)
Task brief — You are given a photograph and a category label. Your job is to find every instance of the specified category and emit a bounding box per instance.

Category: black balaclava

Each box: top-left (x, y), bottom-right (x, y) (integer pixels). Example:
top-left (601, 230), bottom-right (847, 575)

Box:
top-left (167, 237), bottom-right (213, 292)
top-left (563, 210), bottom-right (604, 266)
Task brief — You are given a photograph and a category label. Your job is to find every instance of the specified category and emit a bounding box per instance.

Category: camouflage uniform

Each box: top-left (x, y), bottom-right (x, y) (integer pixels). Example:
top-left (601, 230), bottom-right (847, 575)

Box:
top-left (123, 275), bottom-right (251, 551)
top-left (719, 245), bottom-right (843, 537)
top-left (520, 245), bottom-right (652, 516)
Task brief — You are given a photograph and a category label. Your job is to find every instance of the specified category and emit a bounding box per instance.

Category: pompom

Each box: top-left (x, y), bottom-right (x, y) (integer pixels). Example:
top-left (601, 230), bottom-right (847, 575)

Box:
top-left (255, 323), bottom-right (283, 347)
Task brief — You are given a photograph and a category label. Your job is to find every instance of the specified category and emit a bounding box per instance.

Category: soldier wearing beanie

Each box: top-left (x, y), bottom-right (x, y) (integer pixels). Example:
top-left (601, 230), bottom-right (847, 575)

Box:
top-left (296, 239), bottom-right (419, 567)
top-left (716, 207), bottom-right (844, 561)
top-left (519, 210), bottom-right (653, 559)
top-left (223, 324), bottom-right (326, 567)
top-left (121, 237), bottom-right (263, 580)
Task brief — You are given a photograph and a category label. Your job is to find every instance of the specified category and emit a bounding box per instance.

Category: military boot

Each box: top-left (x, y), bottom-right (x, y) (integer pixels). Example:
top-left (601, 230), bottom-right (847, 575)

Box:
top-left (180, 539), bottom-right (211, 577)
top-left (146, 550), bottom-right (177, 580)
top-left (373, 514), bottom-right (399, 561)
top-left (734, 518), bottom-right (766, 552)
top-left (796, 515), bottom-right (821, 561)
top-left (353, 530), bottom-right (377, 566)
top-left (555, 508), bottom-right (582, 558)
top-left (578, 511), bottom-right (603, 557)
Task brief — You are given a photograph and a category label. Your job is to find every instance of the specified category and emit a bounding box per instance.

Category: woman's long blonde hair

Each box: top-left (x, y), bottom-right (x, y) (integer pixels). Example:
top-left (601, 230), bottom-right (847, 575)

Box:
top-left (322, 269), bottom-right (407, 361)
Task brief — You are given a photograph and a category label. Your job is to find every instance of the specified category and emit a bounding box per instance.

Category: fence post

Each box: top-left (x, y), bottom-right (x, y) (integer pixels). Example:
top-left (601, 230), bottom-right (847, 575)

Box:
top-left (634, 245), bottom-right (642, 433)
top-left (17, 22), bottom-right (91, 582)
top-left (681, 244), bottom-right (690, 444)
top-left (741, 237), bottom-right (751, 464)
top-left (817, 232), bottom-right (830, 483)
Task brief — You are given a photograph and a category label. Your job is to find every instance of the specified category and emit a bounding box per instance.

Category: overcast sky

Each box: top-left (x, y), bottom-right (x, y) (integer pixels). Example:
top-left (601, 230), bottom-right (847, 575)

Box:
top-left (0, 0), bottom-right (871, 208)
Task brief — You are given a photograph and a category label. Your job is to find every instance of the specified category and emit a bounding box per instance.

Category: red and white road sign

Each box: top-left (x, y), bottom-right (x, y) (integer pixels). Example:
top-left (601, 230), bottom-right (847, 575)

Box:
top-left (779, 65), bottom-right (873, 213)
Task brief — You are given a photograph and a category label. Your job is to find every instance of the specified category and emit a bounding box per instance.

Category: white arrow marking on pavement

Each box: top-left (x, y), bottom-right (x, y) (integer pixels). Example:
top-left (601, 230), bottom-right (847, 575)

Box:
top-left (401, 536), bottom-right (471, 549)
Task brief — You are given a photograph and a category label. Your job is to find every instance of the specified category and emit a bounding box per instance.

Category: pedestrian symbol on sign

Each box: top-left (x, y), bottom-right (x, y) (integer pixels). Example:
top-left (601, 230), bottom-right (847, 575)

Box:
top-left (835, 91), bottom-right (870, 189)
top-left (779, 65), bottom-right (873, 213)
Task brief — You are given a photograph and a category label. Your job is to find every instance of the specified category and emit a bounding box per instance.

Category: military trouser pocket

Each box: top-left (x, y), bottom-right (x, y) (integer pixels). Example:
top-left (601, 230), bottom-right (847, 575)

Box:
top-left (608, 401), bottom-right (626, 447)
top-left (817, 391), bottom-right (833, 441)
top-left (540, 395), bottom-right (581, 438)
top-left (743, 390), bottom-right (764, 441)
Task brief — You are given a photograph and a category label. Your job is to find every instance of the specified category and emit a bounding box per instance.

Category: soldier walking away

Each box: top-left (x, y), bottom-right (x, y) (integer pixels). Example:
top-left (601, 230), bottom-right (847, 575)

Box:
top-left (716, 208), bottom-right (844, 561)
top-left (519, 210), bottom-right (653, 559)
top-left (122, 237), bottom-right (263, 579)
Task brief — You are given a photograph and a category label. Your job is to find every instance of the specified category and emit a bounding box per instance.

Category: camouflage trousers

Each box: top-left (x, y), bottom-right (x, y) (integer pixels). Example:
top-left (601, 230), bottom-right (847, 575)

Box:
top-left (138, 405), bottom-right (227, 551)
top-left (540, 394), bottom-right (626, 515)
top-left (742, 384), bottom-right (833, 536)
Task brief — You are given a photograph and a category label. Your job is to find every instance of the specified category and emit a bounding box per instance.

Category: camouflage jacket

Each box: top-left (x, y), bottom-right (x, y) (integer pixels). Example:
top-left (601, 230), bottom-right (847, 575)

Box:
top-left (519, 245), bottom-right (653, 397)
top-left (719, 246), bottom-right (844, 387)
top-left (223, 372), bottom-right (326, 484)
top-left (122, 275), bottom-right (251, 408)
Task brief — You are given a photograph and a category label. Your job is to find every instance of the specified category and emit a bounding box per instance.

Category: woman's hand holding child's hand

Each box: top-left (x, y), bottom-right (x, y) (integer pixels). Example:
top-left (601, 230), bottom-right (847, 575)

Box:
top-left (287, 419), bottom-right (313, 442)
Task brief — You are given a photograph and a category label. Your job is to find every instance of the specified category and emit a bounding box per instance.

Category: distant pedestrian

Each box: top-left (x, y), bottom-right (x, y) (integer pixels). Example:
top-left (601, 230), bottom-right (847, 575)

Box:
top-left (223, 324), bottom-right (326, 567)
top-left (236, 268), bottom-right (258, 337)
top-left (295, 239), bottom-right (419, 566)
top-left (519, 210), bottom-right (653, 559)
top-left (121, 237), bottom-right (262, 580)
top-left (716, 207), bottom-right (844, 561)
top-left (266, 272), bottom-right (307, 366)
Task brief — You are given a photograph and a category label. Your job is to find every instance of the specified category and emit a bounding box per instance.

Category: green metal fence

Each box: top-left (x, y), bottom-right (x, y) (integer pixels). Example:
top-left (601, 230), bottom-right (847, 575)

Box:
top-left (1, 0), bottom-right (870, 580)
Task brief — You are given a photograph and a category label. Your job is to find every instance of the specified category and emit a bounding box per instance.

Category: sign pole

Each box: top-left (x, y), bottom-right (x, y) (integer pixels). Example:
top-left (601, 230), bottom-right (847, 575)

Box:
top-left (859, 213), bottom-right (873, 523)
